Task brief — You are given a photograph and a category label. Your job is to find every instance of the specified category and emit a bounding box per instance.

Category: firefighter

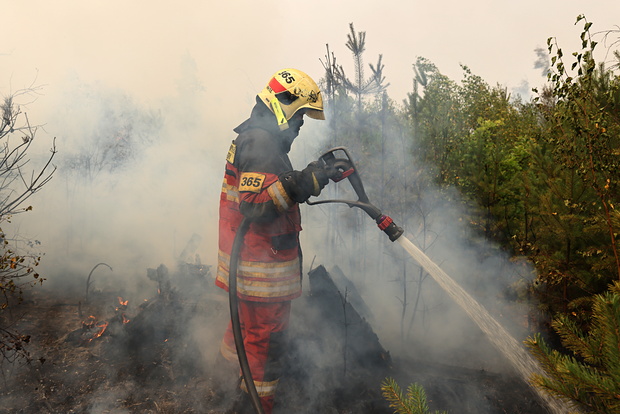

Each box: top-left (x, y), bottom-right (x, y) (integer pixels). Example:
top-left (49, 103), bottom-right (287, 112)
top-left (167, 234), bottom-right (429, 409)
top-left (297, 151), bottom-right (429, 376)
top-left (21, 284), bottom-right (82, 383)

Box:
top-left (216, 68), bottom-right (335, 413)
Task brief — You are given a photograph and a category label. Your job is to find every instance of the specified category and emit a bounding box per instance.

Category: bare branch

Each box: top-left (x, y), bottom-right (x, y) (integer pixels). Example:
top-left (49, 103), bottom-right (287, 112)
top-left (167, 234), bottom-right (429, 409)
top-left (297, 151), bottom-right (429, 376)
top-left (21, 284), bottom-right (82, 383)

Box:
top-left (0, 84), bottom-right (54, 363)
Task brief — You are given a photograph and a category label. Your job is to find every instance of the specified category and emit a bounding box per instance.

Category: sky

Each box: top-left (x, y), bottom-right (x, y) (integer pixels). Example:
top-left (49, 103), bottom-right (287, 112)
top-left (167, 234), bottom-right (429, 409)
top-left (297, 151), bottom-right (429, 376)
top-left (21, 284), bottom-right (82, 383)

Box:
top-left (4, 1), bottom-right (620, 104)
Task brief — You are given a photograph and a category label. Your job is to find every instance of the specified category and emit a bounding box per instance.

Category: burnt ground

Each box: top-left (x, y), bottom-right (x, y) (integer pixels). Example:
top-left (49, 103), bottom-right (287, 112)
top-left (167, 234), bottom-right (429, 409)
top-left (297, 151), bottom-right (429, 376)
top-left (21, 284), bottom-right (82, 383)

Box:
top-left (0, 264), bottom-right (552, 414)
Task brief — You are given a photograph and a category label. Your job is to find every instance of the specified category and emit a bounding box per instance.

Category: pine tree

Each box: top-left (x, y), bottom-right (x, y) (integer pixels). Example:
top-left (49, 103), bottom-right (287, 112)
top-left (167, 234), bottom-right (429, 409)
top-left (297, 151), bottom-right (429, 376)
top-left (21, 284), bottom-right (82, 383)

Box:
top-left (525, 281), bottom-right (620, 413)
top-left (381, 377), bottom-right (448, 414)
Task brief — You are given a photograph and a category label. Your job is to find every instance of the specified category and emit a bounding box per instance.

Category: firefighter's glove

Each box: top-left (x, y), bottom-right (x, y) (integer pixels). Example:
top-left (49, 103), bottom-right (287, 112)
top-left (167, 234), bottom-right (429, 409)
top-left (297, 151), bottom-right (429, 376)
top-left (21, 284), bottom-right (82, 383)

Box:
top-left (279, 162), bottom-right (331, 203)
top-left (324, 163), bottom-right (342, 182)
top-left (305, 161), bottom-right (331, 192)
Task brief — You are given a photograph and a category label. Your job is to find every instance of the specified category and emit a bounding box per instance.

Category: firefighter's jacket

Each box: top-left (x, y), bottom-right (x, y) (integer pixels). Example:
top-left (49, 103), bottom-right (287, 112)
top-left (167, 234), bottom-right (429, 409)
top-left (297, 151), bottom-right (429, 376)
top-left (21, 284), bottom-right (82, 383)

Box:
top-left (216, 104), bottom-right (303, 302)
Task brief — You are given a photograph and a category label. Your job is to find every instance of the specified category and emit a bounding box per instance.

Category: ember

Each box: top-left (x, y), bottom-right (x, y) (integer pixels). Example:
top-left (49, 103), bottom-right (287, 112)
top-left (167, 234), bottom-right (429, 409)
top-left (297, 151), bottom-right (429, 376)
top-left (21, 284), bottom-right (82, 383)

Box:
top-left (66, 295), bottom-right (134, 346)
top-left (116, 297), bottom-right (131, 324)
top-left (80, 315), bottom-right (109, 343)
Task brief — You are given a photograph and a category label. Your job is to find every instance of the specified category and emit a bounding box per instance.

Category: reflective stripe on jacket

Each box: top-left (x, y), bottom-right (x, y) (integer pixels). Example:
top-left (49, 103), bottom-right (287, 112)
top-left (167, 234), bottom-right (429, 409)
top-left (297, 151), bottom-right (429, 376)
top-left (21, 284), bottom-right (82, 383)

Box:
top-left (216, 116), bottom-right (302, 302)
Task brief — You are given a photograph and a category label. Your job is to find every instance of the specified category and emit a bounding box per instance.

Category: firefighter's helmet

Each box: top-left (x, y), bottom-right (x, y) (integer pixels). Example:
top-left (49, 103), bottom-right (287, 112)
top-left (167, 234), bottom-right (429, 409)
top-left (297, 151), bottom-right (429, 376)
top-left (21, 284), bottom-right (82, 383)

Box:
top-left (257, 69), bottom-right (325, 130)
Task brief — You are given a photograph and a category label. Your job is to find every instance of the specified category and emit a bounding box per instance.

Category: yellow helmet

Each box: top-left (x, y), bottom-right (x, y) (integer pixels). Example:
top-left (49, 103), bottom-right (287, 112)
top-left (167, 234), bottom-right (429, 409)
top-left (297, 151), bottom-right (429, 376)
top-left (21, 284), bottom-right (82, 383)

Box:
top-left (257, 68), bottom-right (325, 130)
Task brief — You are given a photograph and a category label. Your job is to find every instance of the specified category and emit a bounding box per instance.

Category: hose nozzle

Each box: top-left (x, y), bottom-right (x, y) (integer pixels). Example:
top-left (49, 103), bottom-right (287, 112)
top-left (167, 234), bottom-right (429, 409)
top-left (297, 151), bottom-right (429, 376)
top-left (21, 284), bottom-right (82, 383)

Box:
top-left (376, 215), bottom-right (404, 242)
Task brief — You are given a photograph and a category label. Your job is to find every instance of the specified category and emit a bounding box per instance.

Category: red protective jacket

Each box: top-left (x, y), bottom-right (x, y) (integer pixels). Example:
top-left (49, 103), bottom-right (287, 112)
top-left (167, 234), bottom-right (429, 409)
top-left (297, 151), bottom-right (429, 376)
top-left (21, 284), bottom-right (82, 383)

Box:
top-left (216, 104), bottom-right (303, 302)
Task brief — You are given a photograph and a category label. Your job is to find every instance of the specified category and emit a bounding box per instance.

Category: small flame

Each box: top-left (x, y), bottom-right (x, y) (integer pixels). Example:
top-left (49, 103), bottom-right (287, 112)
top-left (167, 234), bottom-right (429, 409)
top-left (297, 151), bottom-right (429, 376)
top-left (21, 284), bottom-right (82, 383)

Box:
top-left (81, 316), bottom-right (109, 342)
top-left (116, 297), bottom-right (131, 324)
top-left (91, 321), bottom-right (109, 340)
top-left (82, 315), bottom-right (97, 330)
top-left (116, 297), bottom-right (129, 312)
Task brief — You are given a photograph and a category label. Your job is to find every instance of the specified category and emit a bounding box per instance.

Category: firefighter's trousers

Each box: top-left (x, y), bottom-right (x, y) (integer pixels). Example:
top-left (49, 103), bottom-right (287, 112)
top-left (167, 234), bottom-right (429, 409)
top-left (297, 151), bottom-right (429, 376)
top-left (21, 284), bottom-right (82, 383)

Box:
top-left (220, 300), bottom-right (291, 414)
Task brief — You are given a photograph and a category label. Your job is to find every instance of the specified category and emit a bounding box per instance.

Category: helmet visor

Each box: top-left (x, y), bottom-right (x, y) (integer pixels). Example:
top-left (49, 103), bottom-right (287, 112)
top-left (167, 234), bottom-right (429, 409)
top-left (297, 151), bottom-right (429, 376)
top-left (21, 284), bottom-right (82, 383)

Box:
top-left (305, 108), bottom-right (325, 120)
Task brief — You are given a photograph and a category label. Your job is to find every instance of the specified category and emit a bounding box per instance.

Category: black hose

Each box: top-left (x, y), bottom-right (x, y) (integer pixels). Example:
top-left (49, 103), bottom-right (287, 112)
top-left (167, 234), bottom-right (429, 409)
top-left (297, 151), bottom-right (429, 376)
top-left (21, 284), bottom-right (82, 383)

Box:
top-left (229, 217), bottom-right (265, 414)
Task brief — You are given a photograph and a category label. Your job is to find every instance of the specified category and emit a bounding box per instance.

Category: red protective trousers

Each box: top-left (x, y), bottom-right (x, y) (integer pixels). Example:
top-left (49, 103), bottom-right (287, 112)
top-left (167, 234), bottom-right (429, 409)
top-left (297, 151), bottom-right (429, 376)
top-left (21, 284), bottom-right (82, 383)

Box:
top-left (220, 300), bottom-right (291, 414)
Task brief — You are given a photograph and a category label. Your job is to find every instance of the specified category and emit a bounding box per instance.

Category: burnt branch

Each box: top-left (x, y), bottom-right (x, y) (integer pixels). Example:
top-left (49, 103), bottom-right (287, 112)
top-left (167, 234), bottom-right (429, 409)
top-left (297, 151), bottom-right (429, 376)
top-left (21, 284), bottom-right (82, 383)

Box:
top-left (85, 262), bottom-right (113, 303)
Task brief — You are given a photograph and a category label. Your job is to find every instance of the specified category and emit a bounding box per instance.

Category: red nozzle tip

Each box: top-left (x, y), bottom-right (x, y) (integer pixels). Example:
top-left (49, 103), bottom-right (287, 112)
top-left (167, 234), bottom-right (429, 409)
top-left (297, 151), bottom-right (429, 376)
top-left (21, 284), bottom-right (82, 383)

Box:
top-left (377, 215), bottom-right (393, 231)
top-left (377, 215), bottom-right (404, 242)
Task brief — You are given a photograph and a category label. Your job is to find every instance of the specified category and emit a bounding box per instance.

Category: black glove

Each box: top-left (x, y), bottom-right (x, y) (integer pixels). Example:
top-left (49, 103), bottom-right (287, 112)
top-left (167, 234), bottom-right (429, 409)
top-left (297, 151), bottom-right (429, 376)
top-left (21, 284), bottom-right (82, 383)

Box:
top-left (305, 161), bottom-right (329, 192)
top-left (323, 161), bottom-right (343, 182)
top-left (279, 161), bottom-right (334, 203)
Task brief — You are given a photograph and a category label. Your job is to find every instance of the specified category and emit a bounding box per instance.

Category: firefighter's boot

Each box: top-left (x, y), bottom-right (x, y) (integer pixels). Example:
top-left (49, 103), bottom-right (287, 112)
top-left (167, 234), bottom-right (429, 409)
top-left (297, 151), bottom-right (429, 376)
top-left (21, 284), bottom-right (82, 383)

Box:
top-left (225, 387), bottom-right (254, 414)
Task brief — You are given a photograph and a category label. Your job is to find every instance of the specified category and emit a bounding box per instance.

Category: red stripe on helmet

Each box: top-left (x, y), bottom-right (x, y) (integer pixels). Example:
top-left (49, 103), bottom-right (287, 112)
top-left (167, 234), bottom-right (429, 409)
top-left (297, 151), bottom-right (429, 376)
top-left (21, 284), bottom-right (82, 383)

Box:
top-left (268, 77), bottom-right (287, 93)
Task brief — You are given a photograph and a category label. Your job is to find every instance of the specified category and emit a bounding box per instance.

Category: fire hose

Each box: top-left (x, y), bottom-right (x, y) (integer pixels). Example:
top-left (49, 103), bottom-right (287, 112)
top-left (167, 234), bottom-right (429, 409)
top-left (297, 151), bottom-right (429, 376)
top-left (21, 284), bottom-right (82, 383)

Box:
top-left (228, 217), bottom-right (265, 414)
top-left (228, 147), bottom-right (402, 414)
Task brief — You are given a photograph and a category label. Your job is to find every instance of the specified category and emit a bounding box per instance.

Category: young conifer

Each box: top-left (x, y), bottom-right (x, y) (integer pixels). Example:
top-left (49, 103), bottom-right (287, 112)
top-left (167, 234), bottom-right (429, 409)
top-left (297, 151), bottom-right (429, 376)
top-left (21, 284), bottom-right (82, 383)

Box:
top-left (525, 281), bottom-right (620, 413)
top-left (381, 377), bottom-right (447, 414)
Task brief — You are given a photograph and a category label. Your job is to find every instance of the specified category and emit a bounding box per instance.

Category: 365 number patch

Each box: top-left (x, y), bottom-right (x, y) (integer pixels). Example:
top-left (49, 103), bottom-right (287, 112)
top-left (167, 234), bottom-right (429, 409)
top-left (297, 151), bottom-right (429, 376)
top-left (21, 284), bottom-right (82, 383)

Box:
top-left (238, 173), bottom-right (266, 193)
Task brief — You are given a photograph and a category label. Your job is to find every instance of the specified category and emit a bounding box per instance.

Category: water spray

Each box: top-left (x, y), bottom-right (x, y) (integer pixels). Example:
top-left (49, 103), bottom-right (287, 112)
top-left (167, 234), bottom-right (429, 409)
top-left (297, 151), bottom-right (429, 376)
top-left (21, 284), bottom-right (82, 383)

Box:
top-left (308, 146), bottom-right (576, 414)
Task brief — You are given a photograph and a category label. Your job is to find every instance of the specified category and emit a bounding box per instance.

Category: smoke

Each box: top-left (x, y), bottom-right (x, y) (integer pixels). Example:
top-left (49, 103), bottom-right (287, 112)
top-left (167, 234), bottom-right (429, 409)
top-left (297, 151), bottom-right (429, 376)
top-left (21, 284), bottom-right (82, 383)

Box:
top-left (296, 90), bottom-right (541, 396)
top-left (0, 61), bottom-right (543, 414)
top-left (0, 57), bottom-right (233, 413)
top-left (11, 56), bottom-right (221, 291)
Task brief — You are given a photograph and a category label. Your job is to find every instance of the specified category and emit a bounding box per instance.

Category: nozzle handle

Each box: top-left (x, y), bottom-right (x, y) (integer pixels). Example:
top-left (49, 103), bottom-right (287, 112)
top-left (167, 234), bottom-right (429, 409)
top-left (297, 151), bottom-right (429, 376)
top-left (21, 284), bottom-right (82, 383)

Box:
top-left (319, 148), bottom-right (370, 204)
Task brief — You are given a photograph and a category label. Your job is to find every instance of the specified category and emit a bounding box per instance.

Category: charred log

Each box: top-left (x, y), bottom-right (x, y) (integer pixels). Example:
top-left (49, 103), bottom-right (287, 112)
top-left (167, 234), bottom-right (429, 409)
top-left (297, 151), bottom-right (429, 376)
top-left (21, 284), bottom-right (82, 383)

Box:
top-left (306, 264), bottom-right (391, 372)
top-left (278, 265), bottom-right (393, 413)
